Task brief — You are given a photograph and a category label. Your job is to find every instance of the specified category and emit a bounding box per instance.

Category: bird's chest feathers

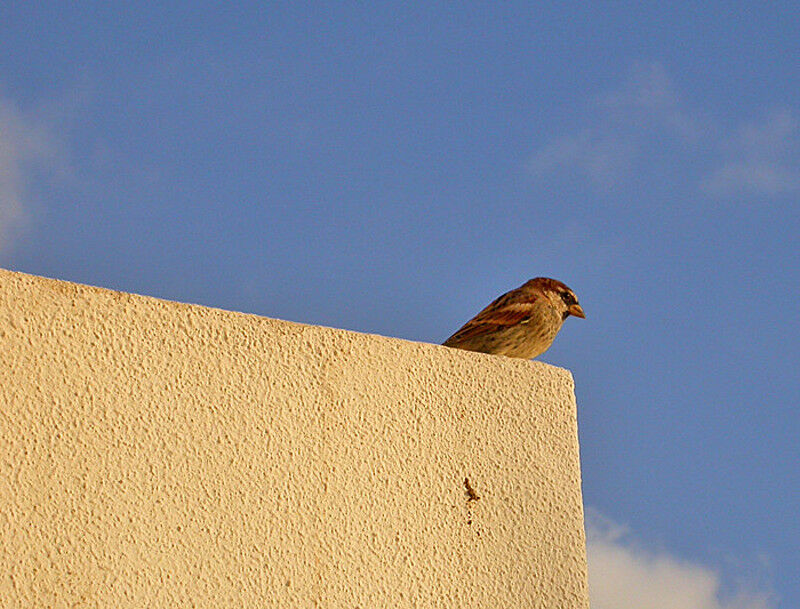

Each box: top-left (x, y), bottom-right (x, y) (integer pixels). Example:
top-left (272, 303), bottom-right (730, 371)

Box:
top-left (519, 301), bottom-right (562, 341)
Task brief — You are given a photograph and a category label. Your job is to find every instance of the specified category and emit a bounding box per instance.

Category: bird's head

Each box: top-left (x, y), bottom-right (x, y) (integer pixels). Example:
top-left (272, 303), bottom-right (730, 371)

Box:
top-left (529, 277), bottom-right (586, 320)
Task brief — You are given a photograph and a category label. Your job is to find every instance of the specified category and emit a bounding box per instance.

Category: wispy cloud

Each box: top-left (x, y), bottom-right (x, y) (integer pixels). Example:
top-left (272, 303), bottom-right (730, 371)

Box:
top-left (599, 62), bottom-right (707, 141)
top-left (528, 62), bottom-right (799, 199)
top-left (0, 92), bottom-right (58, 253)
top-left (528, 131), bottom-right (637, 189)
top-left (701, 109), bottom-right (800, 197)
top-left (587, 510), bottom-right (776, 609)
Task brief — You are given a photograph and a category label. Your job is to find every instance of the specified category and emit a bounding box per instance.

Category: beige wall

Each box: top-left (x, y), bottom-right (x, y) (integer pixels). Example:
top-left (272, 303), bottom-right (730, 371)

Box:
top-left (0, 268), bottom-right (589, 608)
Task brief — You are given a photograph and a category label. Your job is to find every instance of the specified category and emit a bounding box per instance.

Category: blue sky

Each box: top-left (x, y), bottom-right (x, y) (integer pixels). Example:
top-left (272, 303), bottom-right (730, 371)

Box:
top-left (2, 3), bottom-right (798, 606)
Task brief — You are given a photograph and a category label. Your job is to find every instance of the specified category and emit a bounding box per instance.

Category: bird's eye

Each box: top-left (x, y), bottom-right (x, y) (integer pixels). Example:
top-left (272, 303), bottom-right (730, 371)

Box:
top-left (560, 291), bottom-right (576, 306)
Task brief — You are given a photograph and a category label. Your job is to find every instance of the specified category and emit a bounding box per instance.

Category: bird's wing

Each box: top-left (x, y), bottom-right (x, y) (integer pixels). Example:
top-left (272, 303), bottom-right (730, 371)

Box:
top-left (443, 288), bottom-right (538, 345)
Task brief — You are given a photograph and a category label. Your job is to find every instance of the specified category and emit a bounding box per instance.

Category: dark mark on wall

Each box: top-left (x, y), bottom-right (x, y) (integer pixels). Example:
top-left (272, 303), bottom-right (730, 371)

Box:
top-left (464, 476), bottom-right (481, 528)
top-left (464, 477), bottom-right (479, 502)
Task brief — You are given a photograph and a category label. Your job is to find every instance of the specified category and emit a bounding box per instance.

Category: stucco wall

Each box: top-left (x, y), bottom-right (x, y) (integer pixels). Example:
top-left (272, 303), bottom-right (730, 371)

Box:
top-left (0, 268), bottom-right (589, 608)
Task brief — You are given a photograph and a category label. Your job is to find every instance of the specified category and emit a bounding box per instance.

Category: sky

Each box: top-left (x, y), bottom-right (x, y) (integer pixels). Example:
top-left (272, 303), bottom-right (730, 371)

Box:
top-left (1, 3), bottom-right (798, 607)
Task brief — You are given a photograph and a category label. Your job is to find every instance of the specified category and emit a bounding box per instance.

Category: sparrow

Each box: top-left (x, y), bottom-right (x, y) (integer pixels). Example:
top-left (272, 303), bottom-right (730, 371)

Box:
top-left (443, 277), bottom-right (585, 359)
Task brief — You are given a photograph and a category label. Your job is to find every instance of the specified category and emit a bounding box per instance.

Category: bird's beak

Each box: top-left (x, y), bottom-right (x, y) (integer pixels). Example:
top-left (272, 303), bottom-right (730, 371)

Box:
top-left (568, 304), bottom-right (586, 319)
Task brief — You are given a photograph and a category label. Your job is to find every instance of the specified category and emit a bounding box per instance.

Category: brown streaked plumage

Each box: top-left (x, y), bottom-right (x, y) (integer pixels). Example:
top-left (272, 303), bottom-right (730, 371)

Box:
top-left (443, 277), bottom-right (585, 359)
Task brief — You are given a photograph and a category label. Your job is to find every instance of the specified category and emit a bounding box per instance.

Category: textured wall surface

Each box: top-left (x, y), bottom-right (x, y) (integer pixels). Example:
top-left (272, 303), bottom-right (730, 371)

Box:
top-left (0, 268), bottom-right (589, 608)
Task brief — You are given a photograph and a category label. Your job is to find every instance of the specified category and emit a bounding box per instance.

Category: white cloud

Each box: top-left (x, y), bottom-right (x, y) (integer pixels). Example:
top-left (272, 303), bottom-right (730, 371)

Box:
top-left (701, 110), bottom-right (800, 197)
top-left (528, 63), bottom-right (799, 199)
top-left (527, 63), bottom-right (699, 190)
top-left (528, 131), bottom-right (637, 188)
top-left (0, 93), bottom-right (57, 253)
top-left (587, 510), bottom-right (776, 609)
top-left (599, 62), bottom-right (705, 141)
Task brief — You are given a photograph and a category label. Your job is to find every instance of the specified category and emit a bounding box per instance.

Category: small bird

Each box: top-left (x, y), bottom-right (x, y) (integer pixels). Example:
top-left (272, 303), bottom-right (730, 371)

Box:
top-left (443, 277), bottom-right (585, 359)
